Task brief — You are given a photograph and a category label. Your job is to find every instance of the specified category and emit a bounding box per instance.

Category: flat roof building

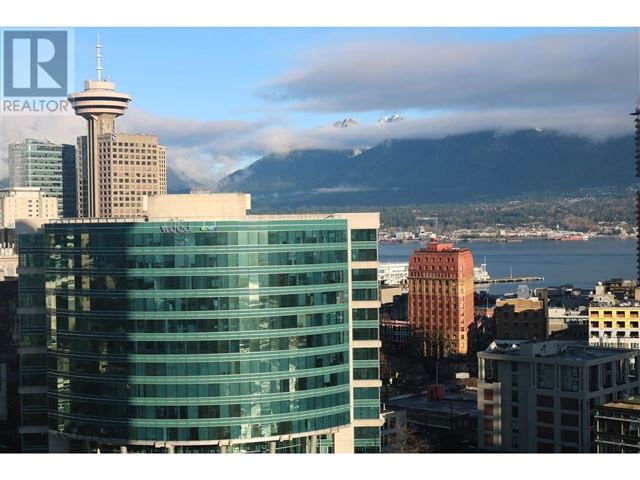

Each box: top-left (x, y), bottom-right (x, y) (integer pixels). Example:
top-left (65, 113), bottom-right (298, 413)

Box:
top-left (17, 193), bottom-right (383, 453)
top-left (8, 139), bottom-right (72, 217)
top-left (478, 340), bottom-right (640, 453)
top-left (408, 239), bottom-right (474, 356)
top-left (0, 187), bottom-right (59, 229)
top-left (595, 397), bottom-right (640, 453)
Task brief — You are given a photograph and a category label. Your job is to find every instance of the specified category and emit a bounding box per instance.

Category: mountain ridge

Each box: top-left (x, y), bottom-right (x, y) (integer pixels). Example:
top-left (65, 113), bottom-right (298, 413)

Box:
top-left (214, 129), bottom-right (635, 207)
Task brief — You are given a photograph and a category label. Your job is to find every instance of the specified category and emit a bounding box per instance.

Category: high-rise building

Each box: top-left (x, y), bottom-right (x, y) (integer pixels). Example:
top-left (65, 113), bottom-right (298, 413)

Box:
top-left (75, 133), bottom-right (167, 218)
top-left (632, 105), bottom-right (640, 283)
top-left (477, 340), bottom-right (640, 453)
top-left (17, 193), bottom-right (383, 453)
top-left (408, 238), bottom-right (474, 356)
top-left (61, 144), bottom-right (77, 218)
top-left (15, 220), bottom-right (48, 452)
top-left (68, 40), bottom-right (166, 218)
top-left (0, 187), bottom-right (59, 228)
top-left (8, 139), bottom-right (72, 216)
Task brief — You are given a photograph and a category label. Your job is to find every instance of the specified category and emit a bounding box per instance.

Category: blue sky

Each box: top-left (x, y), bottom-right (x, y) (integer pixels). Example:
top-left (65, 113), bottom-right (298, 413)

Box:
top-left (2, 27), bottom-right (637, 183)
top-left (73, 27), bottom-right (620, 128)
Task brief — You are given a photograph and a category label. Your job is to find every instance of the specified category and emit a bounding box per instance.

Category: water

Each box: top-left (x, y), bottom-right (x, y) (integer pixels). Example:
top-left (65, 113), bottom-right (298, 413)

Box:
top-left (379, 238), bottom-right (636, 295)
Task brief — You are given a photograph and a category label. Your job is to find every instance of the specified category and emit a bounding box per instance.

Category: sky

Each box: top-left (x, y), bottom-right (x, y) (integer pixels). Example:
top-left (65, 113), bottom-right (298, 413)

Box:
top-left (1, 27), bottom-right (638, 184)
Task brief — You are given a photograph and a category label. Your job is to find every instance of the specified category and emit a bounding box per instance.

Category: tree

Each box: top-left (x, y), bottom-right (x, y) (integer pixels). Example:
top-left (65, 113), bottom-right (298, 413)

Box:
top-left (388, 423), bottom-right (432, 453)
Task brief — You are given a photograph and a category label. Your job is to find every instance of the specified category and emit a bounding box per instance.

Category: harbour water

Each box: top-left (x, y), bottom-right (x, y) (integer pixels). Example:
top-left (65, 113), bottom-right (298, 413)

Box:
top-left (379, 238), bottom-right (636, 295)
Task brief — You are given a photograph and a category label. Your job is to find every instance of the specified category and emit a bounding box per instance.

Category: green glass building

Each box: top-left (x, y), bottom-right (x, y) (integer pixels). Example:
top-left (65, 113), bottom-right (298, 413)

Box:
top-left (17, 194), bottom-right (382, 453)
top-left (9, 138), bottom-right (74, 218)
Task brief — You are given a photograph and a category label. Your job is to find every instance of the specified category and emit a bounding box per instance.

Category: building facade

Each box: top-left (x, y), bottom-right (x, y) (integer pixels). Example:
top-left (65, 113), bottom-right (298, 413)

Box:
top-left (62, 144), bottom-right (77, 218)
top-left (595, 397), bottom-right (640, 453)
top-left (632, 104), bottom-right (640, 283)
top-left (408, 239), bottom-right (474, 356)
top-left (0, 187), bottom-right (59, 229)
top-left (477, 340), bottom-right (640, 453)
top-left (75, 133), bottom-right (167, 218)
top-left (494, 296), bottom-right (547, 340)
top-left (588, 304), bottom-right (640, 350)
top-left (17, 193), bottom-right (382, 453)
top-left (8, 139), bottom-right (71, 217)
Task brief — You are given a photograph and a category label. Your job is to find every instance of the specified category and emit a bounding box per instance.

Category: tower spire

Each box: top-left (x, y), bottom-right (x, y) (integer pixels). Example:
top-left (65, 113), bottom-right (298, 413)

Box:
top-left (96, 33), bottom-right (102, 81)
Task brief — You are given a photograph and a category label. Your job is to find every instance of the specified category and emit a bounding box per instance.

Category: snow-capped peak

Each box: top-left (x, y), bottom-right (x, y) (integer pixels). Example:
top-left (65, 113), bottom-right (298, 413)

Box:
top-left (377, 114), bottom-right (403, 124)
top-left (332, 118), bottom-right (359, 128)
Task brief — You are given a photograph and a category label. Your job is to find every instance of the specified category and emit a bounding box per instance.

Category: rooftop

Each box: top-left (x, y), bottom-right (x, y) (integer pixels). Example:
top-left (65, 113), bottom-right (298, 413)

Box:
top-left (386, 390), bottom-right (477, 416)
top-left (482, 340), bottom-right (637, 361)
top-left (601, 397), bottom-right (640, 412)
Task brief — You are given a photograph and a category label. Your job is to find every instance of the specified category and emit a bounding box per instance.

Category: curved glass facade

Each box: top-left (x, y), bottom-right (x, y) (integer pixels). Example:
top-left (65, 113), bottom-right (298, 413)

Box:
top-left (45, 220), bottom-right (351, 446)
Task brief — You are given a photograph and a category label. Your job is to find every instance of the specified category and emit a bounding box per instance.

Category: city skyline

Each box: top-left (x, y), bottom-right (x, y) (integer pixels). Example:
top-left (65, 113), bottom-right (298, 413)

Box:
top-left (1, 27), bottom-right (638, 185)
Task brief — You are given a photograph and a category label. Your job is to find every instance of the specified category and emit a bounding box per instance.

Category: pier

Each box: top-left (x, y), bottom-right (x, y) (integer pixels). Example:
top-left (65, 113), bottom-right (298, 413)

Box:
top-left (475, 276), bottom-right (544, 285)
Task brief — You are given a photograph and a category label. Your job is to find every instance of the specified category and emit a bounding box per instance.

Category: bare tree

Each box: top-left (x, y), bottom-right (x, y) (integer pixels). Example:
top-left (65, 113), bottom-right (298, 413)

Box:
top-left (388, 423), bottom-right (432, 453)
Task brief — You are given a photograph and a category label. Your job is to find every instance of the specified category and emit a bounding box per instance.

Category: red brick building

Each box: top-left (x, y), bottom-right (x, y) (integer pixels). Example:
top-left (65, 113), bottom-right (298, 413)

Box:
top-left (408, 239), bottom-right (474, 356)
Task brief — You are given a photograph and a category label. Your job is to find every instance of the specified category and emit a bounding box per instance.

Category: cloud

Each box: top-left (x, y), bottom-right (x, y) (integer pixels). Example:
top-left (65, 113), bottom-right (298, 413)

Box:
top-left (259, 30), bottom-right (639, 113)
top-left (2, 30), bottom-right (637, 186)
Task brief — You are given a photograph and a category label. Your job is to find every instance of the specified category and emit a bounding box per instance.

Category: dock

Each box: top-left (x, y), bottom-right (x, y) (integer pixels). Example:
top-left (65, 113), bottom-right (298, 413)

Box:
top-left (475, 276), bottom-right (544, 285)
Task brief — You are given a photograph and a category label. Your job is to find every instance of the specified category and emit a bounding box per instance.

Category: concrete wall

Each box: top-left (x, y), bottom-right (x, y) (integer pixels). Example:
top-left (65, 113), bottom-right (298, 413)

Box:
top-left (144, 193), bottom-right (251, 219)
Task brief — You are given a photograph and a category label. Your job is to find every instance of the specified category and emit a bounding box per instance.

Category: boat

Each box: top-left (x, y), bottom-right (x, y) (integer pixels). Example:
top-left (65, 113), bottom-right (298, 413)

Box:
top-left (474, 263), bottom-right (491, 282)
top-left (560, 234), bottom-right (589, 241)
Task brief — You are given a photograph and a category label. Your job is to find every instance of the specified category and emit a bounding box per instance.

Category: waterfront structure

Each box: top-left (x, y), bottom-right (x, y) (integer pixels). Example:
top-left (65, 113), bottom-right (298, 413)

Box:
top-left (595, 397), bottom-right (640, 453)
top-left (17, 193), bottom-right (382, 453)
top-left (68, 40), bottom-right (167, 218)
top-left (477, 340), bottom-right (640, 453)
top-left (0, 187), bottom-right (59, 228)
top-left (494, 296), bottom-right (547, 340)
top-left (8, 140), bottom-right (71, 216)
top-left (408, 239), bottom-right (474, 356)
top-left (588, 303), bottom-right (640, 350)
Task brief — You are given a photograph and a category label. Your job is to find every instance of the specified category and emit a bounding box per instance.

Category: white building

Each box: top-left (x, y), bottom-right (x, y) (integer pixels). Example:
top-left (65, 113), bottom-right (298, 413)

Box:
top-left (0, 187), bottom-right (59, 228)
top-left (478, 340), bottom-right (640, 453)
top-left (378, 262), bottom-right (408, 285)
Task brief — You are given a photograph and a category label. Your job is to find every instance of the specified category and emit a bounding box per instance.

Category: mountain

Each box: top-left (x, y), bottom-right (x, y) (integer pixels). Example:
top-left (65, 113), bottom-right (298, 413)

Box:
top-left (377, 114), bottom-right (403, 123)
top-left (215, 130), bottom-right (635, 207)
top-left (332, 118), bottom-right (359, 128)
top-left (167, 167), bottom-right (196, 193)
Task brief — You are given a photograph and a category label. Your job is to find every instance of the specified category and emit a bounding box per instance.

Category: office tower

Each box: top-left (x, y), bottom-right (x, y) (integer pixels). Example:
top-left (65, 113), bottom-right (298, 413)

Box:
top-left (0, 187), bottom-right (59, 228)
top-left (595, 397), bottom-right (640, 453)
top-left (68, 40), bottom-right (166, 218)
top-left (408, 238), bottom-right (474, 356)
top-left (8, 139), bottom-right (70, 216)
top-left (61, 144), bottom-right (77, 218)
top-left (477, 340), bottom-right (640, 453)
top-left (17, 193), bottom-right (382, 453)
top-left (633, 105), bottom-right (640, 284)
